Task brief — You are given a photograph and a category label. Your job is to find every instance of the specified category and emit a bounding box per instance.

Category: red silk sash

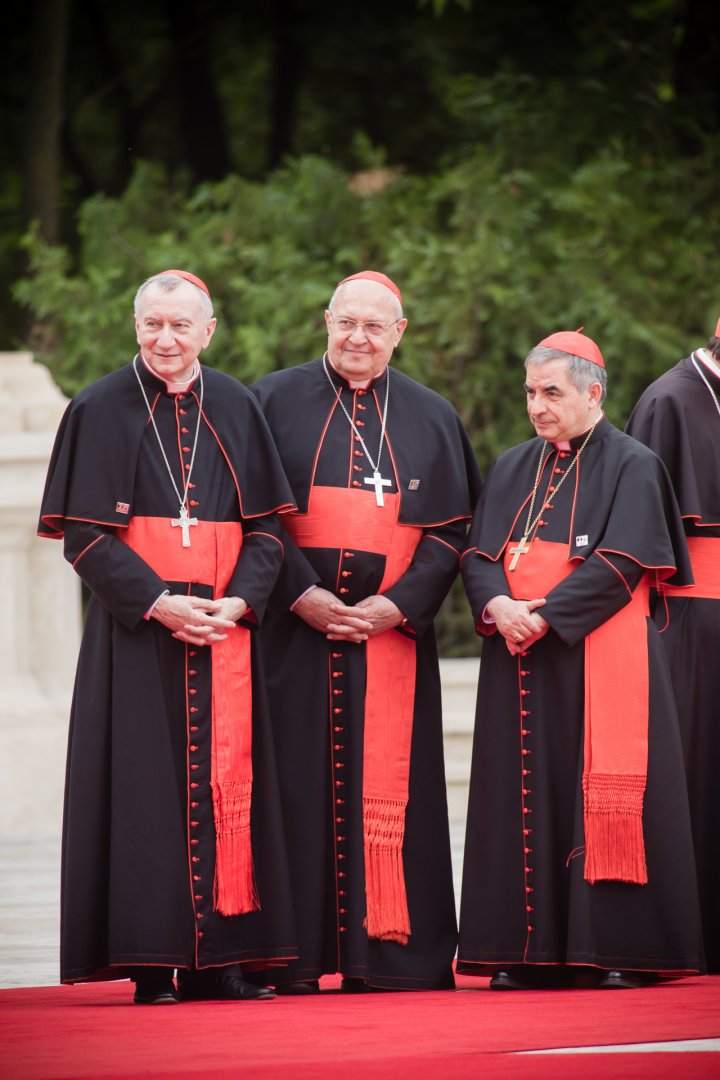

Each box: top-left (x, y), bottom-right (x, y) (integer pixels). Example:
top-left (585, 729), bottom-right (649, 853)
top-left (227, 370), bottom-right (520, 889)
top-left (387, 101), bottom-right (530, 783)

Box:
top-left (285, 487), bottom-right (423, 944)
top-left (504, 538), bottom-right (649, 886)
top-left (661, 536), bottom-right (720, 599)
top-left (120, 516), bottom-right (258, 916)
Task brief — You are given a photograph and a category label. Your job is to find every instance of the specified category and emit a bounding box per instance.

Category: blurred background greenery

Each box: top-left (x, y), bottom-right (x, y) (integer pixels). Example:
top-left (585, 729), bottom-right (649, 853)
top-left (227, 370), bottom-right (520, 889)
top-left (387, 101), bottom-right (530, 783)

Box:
top-left (5, 0), bottom-right (719, 653)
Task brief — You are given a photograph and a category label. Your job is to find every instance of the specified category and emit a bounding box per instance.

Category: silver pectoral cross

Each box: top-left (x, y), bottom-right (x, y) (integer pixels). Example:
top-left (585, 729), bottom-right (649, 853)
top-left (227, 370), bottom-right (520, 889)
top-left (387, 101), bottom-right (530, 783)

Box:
top-left (171, 504), bottom-right (198, 547)
top-left (508, 537), bottom-right (531, 571)
top-left (364, 469), bottom-right (392, 507)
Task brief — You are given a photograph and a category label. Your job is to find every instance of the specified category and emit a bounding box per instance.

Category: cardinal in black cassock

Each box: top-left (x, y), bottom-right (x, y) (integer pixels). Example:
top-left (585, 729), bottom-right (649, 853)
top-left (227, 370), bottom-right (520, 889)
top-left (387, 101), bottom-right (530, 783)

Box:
top-left (38, 271), bottom-right (297, 1004)
top-left (626, 315), bottom-right (720, 974)
top-left (251, 271), bottom-right (482, 992)
top-left (459, 330), bottom-right (702, 990)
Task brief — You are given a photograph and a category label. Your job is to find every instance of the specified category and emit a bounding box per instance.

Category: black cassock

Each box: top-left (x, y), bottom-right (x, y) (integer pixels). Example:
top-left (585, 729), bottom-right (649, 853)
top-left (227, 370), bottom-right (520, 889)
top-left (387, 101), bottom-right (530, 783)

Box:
top-left (252, 358), bottom-right (481, 989)
top-left (459, 418), bottom-right (702, 976)
top-left (627, 353), bottom-right (720, 972)
top-left (39, 359), bottom-right (297, 983)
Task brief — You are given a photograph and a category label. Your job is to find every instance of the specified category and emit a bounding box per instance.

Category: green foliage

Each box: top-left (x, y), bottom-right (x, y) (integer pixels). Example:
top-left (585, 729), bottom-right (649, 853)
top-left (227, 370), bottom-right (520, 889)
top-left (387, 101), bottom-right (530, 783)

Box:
top-left (15, 120), bottom-right (720, 655)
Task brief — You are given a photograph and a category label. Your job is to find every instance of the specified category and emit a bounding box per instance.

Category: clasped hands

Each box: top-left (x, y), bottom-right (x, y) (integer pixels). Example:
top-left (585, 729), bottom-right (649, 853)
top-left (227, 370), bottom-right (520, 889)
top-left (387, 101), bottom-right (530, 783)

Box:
top-left (294, 587), bottom-right (404, 642)
top-left (152, 593), bottom-right (248, 646)
top-left (485, 594), bottom-right (549, 655)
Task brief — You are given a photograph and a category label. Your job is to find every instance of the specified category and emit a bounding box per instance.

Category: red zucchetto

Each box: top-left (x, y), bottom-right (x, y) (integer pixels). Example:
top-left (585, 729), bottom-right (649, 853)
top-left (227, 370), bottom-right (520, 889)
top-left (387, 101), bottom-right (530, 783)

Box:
top-left (537, 328), bottom-right (604, 369)
top-left (338, 270), bottom-right (402, 305)
top-left (158, 269), bottom-right (211, 299)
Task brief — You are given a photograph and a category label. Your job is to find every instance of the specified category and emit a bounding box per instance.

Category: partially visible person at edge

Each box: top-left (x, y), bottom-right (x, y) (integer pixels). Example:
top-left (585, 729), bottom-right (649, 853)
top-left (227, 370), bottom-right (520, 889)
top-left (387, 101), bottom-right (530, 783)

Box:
top-left (38, 270), bottom-right (299, 1004)
top-left (458, 329), bottom-right (702, 990)
top-left (626, 314), bottom-right (720, 974)
top-left (250, 270), bottom-right (482, 993)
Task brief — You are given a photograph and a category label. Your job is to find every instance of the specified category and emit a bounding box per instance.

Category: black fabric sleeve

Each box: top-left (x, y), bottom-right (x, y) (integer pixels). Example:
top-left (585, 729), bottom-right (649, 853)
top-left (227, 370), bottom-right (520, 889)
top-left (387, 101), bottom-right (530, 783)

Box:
top-left (461, 549), bottom-right (512, 631)
top-left (226, 513), bottom-right (286, 626)
top-left (267, 528), bottom-right (322, 613)
top-left (63, 520), bottom-right (169, 631)
top-left (541, 551), bottom-right (646, 648)
top-left (383, 520), bottom-right (467, 637)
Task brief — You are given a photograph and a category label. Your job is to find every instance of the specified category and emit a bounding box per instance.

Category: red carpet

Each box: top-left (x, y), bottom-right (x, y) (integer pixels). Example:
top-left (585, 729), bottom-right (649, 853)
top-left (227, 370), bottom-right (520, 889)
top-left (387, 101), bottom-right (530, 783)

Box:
top-left (1, 974), bottom-right (718, 1080)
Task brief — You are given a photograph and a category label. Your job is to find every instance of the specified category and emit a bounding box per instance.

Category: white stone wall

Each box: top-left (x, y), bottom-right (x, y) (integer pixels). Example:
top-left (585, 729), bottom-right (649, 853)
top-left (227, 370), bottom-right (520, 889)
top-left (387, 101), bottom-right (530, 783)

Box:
top-left (0, 353), bottom-right (81, 841)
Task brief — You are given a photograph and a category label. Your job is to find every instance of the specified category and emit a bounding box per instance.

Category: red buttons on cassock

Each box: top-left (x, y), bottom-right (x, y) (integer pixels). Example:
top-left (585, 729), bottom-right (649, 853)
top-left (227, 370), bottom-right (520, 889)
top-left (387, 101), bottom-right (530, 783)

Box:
top-left (190, 707), bottom-right (199, 714)
top-left (192, 856), bottom-right (200, 863)
top-left (191, 839), bottom-right (199, 846)
top-left (190, 782), bottom-right (199, 789)
top-left (352, 481), bottom-right (361, 487)
top-left (332, 652), bottom-right (342, 659)
top-left (189, 688), bottom-right (197, 696)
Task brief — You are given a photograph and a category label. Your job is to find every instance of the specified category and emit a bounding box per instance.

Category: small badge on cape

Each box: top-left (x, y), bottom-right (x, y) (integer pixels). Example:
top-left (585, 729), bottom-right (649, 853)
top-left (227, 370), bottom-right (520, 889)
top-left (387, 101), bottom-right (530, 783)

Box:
top-left (408, 479), bottom-right (421, 491)
top-left (575, 534), bottom-right (589, 548)
top-left (115, 501), bottom-right (130, 515)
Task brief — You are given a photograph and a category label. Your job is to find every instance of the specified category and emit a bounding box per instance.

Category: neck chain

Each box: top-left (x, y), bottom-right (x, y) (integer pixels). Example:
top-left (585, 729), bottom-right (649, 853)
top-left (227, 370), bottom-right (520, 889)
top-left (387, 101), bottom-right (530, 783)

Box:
top-left (133, 355), bottom-right (204, 546)
top-left (692, 353), bottom-right (720, 420)
top-left (322, 353), bottom-right (392, 505)
top-left (508, 419), bottom-right (599, 571)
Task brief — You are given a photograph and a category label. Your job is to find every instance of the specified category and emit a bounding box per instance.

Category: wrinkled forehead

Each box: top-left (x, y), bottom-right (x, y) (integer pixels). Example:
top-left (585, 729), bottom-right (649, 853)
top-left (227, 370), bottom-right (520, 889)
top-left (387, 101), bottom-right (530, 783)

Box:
top-left (136, 281), bottom-right (208, 321)
top-left (524, 357), bottom-right (574, 389)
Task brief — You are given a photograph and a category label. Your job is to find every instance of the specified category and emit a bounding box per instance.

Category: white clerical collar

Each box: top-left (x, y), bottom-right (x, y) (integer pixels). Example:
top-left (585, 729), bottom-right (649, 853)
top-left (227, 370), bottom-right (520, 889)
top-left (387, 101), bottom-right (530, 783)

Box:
top-left (553, 412), bottom-right (604, 450)
top-left (696, 349), bottom-right (720, 380)
top-left (326, 355), bottom-right (387, 389)
top-left (140, 353), bottom-right (199, 393)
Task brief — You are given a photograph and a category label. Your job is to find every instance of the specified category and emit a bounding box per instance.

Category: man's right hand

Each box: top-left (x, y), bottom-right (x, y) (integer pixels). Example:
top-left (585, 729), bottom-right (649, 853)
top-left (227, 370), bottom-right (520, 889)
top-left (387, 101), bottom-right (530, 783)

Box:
top-left (294, 587), bottom-right (374, 643)
top-left (485, 594), bottom-right (548, 653)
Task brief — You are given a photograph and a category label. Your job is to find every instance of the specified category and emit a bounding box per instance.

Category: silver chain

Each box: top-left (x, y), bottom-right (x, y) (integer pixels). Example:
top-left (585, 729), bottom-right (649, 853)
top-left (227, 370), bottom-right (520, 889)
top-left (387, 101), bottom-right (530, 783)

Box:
top-left (521, 420), bottom-right (599, 543)
top-left (322, 353), bottom-right (390, 475)
top-left (132, 355), bottom-right (204, 515)
top-left (692, 353), bottom-right (720, 420)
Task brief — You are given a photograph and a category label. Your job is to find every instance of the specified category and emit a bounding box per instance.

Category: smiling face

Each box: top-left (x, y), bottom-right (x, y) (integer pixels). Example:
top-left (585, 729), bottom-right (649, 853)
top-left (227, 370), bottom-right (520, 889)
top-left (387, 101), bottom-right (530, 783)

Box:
top-left (525, 357), bottom-right (603, 442)
top-left (135, 281), bottom-right (216, 383)
top-left (324, 280), bottom-right (407, 383)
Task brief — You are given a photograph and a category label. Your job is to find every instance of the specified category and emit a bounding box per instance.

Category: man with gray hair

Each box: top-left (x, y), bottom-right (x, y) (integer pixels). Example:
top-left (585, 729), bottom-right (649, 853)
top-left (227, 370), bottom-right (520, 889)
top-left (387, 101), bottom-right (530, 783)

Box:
top-left (39, 269), bottom-right (297, 1004)
top-left (458, 329), bottom-right (702, 990)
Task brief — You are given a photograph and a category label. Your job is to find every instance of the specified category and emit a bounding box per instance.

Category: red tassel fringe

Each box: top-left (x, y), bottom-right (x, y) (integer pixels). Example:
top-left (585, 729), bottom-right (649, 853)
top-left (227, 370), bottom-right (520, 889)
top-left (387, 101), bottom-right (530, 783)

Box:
top-left (582, 773), bottom-right (648, 885)
top-left (212, 779), bottom-right (260, 916)
top-left (363, 797), bottom-right (411, 944)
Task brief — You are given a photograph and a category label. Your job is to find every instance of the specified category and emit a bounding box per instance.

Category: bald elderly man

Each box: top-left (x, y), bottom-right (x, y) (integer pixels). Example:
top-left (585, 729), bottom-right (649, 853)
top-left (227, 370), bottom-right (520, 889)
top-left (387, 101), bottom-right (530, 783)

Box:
top-left (251, 271), bottom-right (481, 993)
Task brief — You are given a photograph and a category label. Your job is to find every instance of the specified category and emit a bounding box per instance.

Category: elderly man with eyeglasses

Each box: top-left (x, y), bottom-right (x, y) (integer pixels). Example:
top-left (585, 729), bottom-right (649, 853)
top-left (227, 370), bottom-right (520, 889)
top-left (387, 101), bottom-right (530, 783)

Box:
top-left (251, 271), bottom-right (481, 994)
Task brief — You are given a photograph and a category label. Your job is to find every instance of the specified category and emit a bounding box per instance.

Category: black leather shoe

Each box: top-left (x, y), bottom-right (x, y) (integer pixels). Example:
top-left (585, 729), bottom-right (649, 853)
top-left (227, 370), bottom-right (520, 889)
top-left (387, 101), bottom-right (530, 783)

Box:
top-left (274, 980), bottom-right (320, 996)
top-left (133, 971), bottom-right (179, 1005)
top-left (341, 976), bottom-right (370, 993)
top-left (489, 969), bottom-right (534, 991)
top-left (178, 970), bottom-right (276, 1001)
top-left (597, 969), bottom-right (644, 990)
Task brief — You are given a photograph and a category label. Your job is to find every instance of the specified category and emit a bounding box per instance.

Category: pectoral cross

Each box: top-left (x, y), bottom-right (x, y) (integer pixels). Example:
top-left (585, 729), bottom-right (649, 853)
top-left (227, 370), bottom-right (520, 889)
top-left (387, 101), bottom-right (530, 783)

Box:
top-left (508, 537), bottom-right (530, 571)
top-left (171, 504), bottom-right (198, 547)
top-left (364, 469), bottom-right (391, 507)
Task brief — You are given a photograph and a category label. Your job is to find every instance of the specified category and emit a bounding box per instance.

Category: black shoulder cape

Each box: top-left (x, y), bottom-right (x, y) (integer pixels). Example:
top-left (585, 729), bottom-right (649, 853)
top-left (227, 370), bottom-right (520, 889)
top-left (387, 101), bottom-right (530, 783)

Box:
top-left (468, 418), bottom-right (691, 585)
top-left (251, 358), bottom-right (481, 526)
top-left (39, 359), bottom-right (295, 537)
top-left (626, 354), bottom-right (720, 526)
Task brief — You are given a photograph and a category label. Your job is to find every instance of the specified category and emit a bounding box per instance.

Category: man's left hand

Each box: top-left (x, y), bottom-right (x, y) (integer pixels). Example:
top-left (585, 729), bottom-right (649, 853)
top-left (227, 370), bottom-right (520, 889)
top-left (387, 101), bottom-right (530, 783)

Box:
top-left (327, 595), bottom-right (404, 640)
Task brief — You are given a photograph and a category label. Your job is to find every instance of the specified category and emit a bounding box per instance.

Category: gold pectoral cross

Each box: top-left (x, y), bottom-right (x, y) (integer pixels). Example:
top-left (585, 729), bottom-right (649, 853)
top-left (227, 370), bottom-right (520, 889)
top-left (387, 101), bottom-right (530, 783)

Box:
top-left (508, 537), bottom-right (530, 571)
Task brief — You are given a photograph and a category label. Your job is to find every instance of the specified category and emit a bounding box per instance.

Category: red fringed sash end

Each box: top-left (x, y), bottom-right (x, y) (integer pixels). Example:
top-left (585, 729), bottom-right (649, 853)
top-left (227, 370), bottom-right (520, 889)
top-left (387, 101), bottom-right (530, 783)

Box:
top-left (363, 797), bottom-right (411, 945)
top-left (582, 773), bottom-right (648, 885)
top-left (212, 779), bottom-right (260, 916)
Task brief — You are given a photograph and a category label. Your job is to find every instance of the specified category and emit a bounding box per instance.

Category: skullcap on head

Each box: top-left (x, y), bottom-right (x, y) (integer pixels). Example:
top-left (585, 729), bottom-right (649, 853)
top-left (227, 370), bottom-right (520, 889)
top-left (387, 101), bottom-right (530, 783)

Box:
top-left (337, 270), bottom-right (402, 305)
top-left (715, 315), bottom-right (720, 338)
top-left (537, 328), bottom-right (604, 369)
top-left (158, 269), bottom-right (211, 299)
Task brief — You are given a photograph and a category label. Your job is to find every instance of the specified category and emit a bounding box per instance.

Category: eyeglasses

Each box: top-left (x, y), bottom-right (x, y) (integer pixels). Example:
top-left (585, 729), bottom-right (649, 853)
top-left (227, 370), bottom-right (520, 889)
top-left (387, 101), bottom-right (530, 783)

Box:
top-left (328, 314), bottom-right (401, 338)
